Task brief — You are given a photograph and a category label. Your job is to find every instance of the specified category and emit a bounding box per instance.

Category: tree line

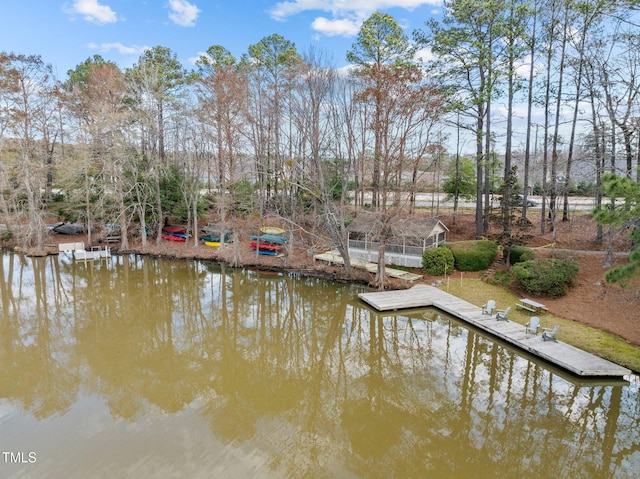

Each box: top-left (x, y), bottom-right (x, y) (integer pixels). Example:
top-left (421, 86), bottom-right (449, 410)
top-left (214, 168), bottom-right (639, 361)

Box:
top-left (1, 1), bottom-right (640, 284)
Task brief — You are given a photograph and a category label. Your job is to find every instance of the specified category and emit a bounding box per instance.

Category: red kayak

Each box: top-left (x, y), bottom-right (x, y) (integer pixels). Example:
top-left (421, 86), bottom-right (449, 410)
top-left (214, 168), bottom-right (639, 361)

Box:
top-left (163, 225), bottom-right (187, 234)
top-left (250, 241), bottom-right (280, 252)
top-left (162, 233), bottom-right (186, 242)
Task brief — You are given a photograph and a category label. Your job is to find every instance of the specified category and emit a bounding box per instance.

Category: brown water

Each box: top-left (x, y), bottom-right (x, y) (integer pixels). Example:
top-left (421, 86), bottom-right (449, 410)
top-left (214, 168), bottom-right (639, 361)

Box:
top-left (0, 252), bottom-right (638, 479)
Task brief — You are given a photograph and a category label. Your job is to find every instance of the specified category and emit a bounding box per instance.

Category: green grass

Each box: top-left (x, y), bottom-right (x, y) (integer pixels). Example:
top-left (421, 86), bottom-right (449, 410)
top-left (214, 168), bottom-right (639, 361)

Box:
top-left (440, 276), bottom-right (640, 374)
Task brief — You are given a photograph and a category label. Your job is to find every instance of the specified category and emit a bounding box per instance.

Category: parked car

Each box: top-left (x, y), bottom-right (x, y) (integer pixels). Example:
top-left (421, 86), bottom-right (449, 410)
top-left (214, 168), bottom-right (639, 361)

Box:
top-left (518, 195), bottom-right (538, 207)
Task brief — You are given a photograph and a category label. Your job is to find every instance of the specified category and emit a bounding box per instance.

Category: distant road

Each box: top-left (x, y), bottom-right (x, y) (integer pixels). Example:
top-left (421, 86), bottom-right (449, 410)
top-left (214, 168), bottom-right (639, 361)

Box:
top-left (353, 193), bottom-right (599, 211)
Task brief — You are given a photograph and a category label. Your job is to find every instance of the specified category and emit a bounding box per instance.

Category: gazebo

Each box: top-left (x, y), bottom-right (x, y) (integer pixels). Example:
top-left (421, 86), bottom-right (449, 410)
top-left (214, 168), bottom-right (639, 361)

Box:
top-left (346, 213), bottom-right (448, 268)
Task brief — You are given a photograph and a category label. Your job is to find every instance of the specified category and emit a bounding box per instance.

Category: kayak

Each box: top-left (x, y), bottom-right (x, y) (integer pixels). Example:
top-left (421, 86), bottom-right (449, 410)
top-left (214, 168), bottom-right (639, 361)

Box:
top-left (260, 226), bottom-right (285, 235)
top-left (249, 234), bottom-right (287, 245)
top-left (163, 225), bottom-right (187, 234)
top-left (250, 241), bottom-right (280, 252)
top-left (200, 231), bottom-right (232, 242)
top-left (256, 249), bottom-right (278, 256)
top-left (162, 233), bottom-right (186, 242)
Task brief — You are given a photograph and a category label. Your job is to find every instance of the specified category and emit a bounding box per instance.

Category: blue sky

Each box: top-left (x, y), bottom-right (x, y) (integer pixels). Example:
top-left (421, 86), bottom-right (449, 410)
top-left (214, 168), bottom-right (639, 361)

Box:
top-left (1, 0), bottom-right (443, 78)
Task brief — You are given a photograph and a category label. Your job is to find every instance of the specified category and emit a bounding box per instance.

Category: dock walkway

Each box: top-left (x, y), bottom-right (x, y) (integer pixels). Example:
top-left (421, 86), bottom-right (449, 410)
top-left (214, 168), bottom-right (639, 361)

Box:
top-left (359, 284), bottom-right (631, 378)
top-left (313, 250), bottom-right (422, 282)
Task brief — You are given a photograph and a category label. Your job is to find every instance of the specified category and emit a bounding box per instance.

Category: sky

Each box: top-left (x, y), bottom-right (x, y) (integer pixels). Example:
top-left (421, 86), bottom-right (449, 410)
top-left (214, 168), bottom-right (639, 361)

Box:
top-left (0, 0), bottom-right (443, 79)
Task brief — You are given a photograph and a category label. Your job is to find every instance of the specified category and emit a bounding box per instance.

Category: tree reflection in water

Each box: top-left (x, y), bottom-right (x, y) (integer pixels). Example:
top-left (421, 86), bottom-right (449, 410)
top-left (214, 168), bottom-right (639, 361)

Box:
top-left (0, 252), bottom-right (638, 479)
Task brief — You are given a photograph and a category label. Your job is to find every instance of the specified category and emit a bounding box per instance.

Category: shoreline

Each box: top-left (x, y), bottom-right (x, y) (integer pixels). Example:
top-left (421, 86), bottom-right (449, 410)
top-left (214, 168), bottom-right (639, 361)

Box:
top-left (5, 236), bottom-right (640, 374)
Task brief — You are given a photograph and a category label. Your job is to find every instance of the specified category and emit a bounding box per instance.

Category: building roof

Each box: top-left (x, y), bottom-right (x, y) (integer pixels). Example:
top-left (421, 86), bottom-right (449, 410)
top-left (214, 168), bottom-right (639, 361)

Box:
top-left (346, 213), bottom-right (448, 241)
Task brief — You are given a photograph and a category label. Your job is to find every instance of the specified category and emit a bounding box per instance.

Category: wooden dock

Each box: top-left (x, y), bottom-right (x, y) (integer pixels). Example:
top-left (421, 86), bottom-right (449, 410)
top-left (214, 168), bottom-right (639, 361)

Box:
top-left (313, 250), bottom-right (422, 282)
top-left (59, 242), bottom-right (111, 261)
top-left (359, 284), bottom-right (631, 378)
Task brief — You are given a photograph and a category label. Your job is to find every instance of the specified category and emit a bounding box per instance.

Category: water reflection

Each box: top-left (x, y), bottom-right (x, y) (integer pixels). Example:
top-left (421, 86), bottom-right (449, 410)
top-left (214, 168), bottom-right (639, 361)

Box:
top-left (0, 252), bottom-right (638, 479)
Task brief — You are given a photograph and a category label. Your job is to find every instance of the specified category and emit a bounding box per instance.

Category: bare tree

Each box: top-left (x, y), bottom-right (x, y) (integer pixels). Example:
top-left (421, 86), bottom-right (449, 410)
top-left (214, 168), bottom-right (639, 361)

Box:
top-left (1, 53), bottom-right (58, 251)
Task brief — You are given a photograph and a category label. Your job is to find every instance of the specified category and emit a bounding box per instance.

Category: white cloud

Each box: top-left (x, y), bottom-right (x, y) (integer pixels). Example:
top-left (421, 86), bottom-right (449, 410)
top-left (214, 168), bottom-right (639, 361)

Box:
top-left (269, 0), bottom-right (442, 37)
top-left (311, 17), bottom-right (361, 37)
top-left (414, 46), bottom-right (434, 63)
top-left (88, 42), bottom-right (149, 56)
top-left (63, 0), bottom-right (118, 24)
top-left (270, 0), bottom-right (441, 21)
top-left (168, 0), bottom-right (201, 27)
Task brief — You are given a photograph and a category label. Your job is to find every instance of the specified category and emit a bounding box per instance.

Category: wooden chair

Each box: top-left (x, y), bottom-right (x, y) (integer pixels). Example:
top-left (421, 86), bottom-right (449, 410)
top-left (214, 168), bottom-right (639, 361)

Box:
top-left (542, 325), bottom-right (560, 342)
top-left (482, 300), bottom-right (496, 315)
top-left (525, 316), bottom-right (540, 334)
top-left (496, 306), bottom-right (511, 321)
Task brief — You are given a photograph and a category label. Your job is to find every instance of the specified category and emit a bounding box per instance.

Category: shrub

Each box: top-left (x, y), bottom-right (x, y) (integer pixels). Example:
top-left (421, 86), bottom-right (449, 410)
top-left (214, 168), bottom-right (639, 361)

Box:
top-left (422, 246), bottom-right (454, 276)
top-left (448, 240), bottom-right (498, 272)
top-left (511, 258), bottom-right (579, 298)
top-left (507, 245), bottom-right (535, 264)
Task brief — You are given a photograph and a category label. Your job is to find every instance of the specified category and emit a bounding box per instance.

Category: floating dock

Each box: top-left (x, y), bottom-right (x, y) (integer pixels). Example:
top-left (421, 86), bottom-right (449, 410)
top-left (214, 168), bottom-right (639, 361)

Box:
top-left (59, 242), bottom-right (111, 261)
top-left (359, 284), bottom-right (631, 379)
top-left (313, 250), bottom-right (422, 282)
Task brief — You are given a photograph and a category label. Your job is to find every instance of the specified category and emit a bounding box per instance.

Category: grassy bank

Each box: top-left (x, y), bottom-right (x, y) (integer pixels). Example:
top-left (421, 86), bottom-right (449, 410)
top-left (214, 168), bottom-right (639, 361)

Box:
top-left (440, 276), bottom-right (640, 374)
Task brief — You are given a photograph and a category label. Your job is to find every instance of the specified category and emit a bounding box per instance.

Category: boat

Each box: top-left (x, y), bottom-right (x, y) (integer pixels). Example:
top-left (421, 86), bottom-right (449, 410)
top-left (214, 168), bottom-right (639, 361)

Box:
top-left (162, 233), bottom-right (186, 242)
top-left (204, 241), bottom-right (221, 247)
top-left (250, 241), bottom-right (280, 252)
top-left (52, 223), bottom-right (85, 235)
top-left (199, 231), bottom-right (232, 243)
top-left (249, 234), bottom-right (287, 245)
top-left (163, 225), bottom-right (187, 234)
top-left (256, 249), bottom-right (279, 256)
top-left (260, 226), bottom-right (285, 235)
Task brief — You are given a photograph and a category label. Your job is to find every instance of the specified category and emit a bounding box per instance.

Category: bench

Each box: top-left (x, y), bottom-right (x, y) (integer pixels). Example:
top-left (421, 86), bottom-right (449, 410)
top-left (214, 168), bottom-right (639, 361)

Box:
top-left (516, 302), bottom-right (536, 313)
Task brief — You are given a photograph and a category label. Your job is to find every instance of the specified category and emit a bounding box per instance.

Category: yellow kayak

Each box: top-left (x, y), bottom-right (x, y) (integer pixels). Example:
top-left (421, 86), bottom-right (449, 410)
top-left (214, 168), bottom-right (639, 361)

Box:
top-left (204, 241), bottom-right (221, 247)
top-left (260, 226), bottom-right (285, 235)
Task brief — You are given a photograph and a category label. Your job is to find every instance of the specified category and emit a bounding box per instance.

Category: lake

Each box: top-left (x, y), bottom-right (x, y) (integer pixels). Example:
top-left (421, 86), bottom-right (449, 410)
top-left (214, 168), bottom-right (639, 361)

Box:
top-left (0, 252), bottom-right (638, 478)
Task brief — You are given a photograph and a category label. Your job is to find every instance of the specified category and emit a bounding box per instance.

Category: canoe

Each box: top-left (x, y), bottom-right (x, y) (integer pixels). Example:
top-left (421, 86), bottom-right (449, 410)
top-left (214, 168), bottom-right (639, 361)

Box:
top-left (162, 233), bottom-right (186, 242)
top-left (204, 241), bottom-right (221, 247)
top-left (250, 241), bottom-right (280, 252)
top-left (260, 226), bottom-right (285, 235)
top-left (249, 234), bottom-right (287, 245)
top-left (163, 225), bottom-right (187, 234)
top-left (53, 223), bottom-right (85, 235)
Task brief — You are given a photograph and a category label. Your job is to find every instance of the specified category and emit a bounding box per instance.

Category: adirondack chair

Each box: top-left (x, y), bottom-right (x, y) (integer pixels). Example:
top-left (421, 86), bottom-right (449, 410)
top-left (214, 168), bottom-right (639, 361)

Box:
top-left (525, 316), bottom-right (540, 334)
top-left (482, 300), bottom-right (496, 315)
top-left (542, 325), bottom-right (560, 342)
top-left (496, 306), bottom-right (511, 321)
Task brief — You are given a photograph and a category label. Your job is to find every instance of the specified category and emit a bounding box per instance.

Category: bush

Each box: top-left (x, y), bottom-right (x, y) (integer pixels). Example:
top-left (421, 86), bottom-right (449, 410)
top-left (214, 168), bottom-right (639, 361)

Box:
top-left (422, 246), bottom-right (454, 276)
top-left (448, 240), bottom-right (498, 272)
top-left (507, 246), bottom-right (535, 264)
top-left (511, 258), bottom-right (579, 298)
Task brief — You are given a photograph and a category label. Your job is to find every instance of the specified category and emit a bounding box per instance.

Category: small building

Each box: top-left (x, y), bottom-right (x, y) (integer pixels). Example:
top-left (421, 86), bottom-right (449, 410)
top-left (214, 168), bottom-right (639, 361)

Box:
top-left (346, 214), bottom-right (448, 268)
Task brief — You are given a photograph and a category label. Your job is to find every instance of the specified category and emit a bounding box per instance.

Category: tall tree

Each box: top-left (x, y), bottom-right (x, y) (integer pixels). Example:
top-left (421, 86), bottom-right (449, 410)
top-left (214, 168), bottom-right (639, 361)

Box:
top-left (593, 173), bottom-right (640, 285)
top-left (246, 34), bottom-right (301, 210)
top-left (63, 58), bottom-right (132, 247)
top-left (348, 11), bottom-right (416, 211)
top-left (127, 46), bottom-right (188, 242)
top-left (501, 0), bottom-right (531, 235)
top-left (418, 0), bottom-right (506, 239)
top-left (0, 53), bottom-right (58, 251)
top-left (350, 12), bottom-right (444, 287)
top-left (195, 46), bottom-right (248, 261)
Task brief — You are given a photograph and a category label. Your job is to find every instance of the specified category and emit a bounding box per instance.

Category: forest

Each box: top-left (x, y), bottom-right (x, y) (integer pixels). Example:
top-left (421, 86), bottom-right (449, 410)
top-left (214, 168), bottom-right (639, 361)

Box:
top-left (1, 0), bottom-right (640, 283)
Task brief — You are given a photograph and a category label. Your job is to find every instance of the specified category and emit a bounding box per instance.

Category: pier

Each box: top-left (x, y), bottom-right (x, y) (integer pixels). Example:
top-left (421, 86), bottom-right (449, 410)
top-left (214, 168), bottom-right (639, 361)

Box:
top-left (58, 242), bottom-right (111, 261)
top-left (359, 284), bottom-right (631, 379)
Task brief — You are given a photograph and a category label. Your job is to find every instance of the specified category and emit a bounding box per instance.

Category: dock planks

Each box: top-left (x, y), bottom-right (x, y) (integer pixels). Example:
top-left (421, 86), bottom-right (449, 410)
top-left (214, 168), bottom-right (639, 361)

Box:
top-left (359, 284), bottom-right (631, 379)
